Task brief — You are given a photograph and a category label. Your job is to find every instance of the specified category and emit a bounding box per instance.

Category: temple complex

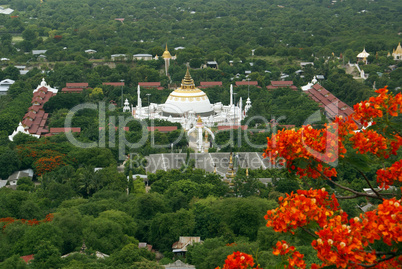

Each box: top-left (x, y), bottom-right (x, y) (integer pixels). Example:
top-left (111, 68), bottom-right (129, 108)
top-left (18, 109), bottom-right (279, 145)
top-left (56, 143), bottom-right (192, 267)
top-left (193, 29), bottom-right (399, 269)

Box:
top-left (132, 69), bottom-right (251, 152)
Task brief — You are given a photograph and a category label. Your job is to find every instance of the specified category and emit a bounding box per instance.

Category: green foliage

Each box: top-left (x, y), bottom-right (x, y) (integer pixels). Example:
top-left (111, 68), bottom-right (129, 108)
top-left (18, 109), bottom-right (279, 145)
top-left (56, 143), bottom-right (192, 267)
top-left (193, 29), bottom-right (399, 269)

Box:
top-left (32, 240), bottom-right (62, 269)
top-left (0, 254), bottom-right (28, 269)
top-left (14, 223), bottom-right (63, 256)
top-left (17, 177), bottom-right (35, 192)
top-left (0, 149), bottom-right (21, 179)
top-left (83, 216), bottom-right (136, 255)
top-left (149, 208), bottom-right (195, 252)
top-left (43, 93), bottom-right (85, 113)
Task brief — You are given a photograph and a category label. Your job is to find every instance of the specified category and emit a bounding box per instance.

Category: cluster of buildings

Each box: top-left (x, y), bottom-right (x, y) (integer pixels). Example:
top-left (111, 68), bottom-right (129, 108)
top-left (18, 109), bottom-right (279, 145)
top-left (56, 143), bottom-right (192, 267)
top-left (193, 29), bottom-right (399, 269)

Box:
top-left (8, 79), bottom-right (58, 140)
top-left (131, 69), bottom-right (252, 152)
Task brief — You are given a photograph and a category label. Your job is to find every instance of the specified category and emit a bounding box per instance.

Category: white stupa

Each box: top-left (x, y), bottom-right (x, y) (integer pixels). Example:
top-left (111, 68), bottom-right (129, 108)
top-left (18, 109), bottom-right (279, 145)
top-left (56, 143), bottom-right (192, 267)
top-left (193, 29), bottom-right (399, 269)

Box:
top-left (163, 68), bottom-right (214, 116)
top-left (133, 69), bottom-right (251, 131)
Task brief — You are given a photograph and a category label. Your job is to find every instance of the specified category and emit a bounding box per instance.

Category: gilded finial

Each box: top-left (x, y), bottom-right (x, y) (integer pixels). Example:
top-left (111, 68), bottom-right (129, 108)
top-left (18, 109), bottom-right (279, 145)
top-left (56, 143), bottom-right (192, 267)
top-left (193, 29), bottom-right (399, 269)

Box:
top-left (162, 43), bottom-right (172, 59)
top-left (181, 68), bottom-right (196, 89)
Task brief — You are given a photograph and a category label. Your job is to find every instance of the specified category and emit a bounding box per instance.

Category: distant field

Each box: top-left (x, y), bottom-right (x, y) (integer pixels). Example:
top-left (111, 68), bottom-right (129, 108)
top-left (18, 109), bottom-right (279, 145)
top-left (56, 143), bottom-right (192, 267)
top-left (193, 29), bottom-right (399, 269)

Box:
top-left (11, 35), bottom-right (23, 42)
top-left (252, 56), bottom-right (285, 62)
top-left (11, 36), bottom-right (48, 42)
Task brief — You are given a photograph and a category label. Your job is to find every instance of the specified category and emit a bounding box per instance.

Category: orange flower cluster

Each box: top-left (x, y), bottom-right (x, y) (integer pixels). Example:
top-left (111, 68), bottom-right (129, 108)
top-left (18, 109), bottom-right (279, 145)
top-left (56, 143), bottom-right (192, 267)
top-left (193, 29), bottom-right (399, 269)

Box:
top-left (34, 155), bottom-right (66, 176)
top-left (264, 124), bottom-right (344, 179)
top-left (376, 160), bottom-right (402, 189)
top-left (267, 192), bottom-right (402, 268)
top-left (263, 87), bottom-right (402, 268)
top-left (350, 130), bottom-right (388, 157)
top-left (265, 188), bottom-right (343, 234)
top-left (0, 213), bottom-right (54, 230)
top-left (353, 87), bottom-right (402, 127)
top-left (311, 197), bottom-right (402, 268)
top-left (273, 241), bottom-right (306, 269)
top-left (312, 218), bottom-right (377, 267)
top-left (363, 198), bottom-right (402, 246)
top-left (215, 251), bottom-right (261, 269)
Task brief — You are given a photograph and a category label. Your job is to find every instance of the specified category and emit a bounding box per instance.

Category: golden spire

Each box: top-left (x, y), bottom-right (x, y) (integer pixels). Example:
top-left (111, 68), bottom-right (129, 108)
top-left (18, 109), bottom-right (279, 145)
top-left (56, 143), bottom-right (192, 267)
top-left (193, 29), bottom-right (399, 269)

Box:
top-left (162, 43), bottom-right (172, 59)
top-left (225, 152), bottom-right (236, 180)
top-left (394, 43), bottom-right (402, 54)
top-left (180, 68), bottom-right (196, 90)
top-left (197, 115), bottom-right (202, 124)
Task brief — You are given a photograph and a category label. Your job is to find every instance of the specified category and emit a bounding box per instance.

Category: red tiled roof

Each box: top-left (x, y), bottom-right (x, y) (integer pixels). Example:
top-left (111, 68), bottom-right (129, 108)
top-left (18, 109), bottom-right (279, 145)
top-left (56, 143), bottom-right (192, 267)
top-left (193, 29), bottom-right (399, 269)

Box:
top-left (40, 119), bottom-right (47, 127)
top-left (139, 82), bottom-right (161, 87)
top-left (99, 126), bottom-right (129, 131)
top-left (28, 105), bottom-right (42, 112)
top-left (235, 81), bottom-right (258, 86)
top-left (42, 92), bottom-right (53, 103)
top-left (66, 82), bottom-right (88, 88)
top-left (20, 254), bottom-right (34, 263)
top-left (32, 96), bottom-right (43, 101)
top-left (103, 82), bottom-right (125, 87)
top-left (147, 126), bottom-right (178, 132)
top-left (267, 81), bottom-right (298, 91)
top-left (24, 111), bottom-right (37, 120)
top-left (200, 81), bottom-right (222, 87)
top-left (29, 124), bottom-right (40, 134)
top-left (217, 125), bottom-right (248, 130)
top-left (32, 117), bottom-right (42, 125)
top-left (62, 87), bottom-right (84, 93)
top-left (22, 118), bottom-right (33, 128)
top-left (49, 127), bottom-right (81, 133)
top-left (36, 128), bottom-right (49, 135)
top-left (37, 86), bottom-right (48, 92)
top-left (306, 85), bottom-right (355, 120)
top-left (33, 91), bottom-right (46, 98)
top-left (270, 81), bottom-right (294, 86)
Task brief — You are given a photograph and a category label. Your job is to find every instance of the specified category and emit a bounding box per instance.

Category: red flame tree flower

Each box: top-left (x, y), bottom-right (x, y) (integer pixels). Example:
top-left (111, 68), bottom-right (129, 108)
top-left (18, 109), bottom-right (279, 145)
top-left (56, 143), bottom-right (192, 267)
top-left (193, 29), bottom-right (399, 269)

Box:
top-left (262, 87), bottom-right (402, 268)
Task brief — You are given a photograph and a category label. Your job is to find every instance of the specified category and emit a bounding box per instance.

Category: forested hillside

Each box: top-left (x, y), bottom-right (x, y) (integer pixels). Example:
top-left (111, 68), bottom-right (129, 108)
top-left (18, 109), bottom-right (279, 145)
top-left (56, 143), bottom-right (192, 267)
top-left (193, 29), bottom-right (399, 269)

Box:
top-left (0, 0), bottom-right (401, 268)
top-left (0, 0), bottom-right (401, 59)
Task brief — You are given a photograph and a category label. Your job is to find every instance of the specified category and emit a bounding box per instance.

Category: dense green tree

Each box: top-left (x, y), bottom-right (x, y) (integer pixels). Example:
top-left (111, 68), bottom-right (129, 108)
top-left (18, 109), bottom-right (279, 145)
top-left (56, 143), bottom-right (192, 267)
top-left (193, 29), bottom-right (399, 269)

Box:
top-left (32, 241), bottom-right (62, 269)
top-left (0, 149), bottom-right (21, 179)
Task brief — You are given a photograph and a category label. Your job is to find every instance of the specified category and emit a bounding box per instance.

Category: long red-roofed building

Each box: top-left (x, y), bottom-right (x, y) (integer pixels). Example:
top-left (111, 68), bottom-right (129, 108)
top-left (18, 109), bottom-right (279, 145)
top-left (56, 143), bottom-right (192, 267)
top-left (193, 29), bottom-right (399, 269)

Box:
top-left (62, 82), bottom-right (89, 93)
top-left (139, 82), bottom-right (164, 90)
top-left (235, 81), bottom-right (259, 87)
top-left (266, 81), bottom-right (298, 91)
top-left (48, 127), bottom-right (81, 135)
top-left (217, 125), bottom-right (248, 131)
top-left (147, 126), bottom-right (178, 132)
top-left (9, 79), bottom-right (63, 140)
top-left (199, 81), bottom-right (222, 88)
top-left (305, 83), bottom-right (354, 120)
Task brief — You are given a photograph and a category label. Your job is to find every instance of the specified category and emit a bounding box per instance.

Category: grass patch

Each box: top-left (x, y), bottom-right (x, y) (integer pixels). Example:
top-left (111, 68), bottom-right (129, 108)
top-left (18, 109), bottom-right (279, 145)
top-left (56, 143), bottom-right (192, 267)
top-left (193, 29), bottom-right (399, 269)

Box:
top-left (250, 55), bottom-right (285, 62)
top-left (12, 35), bottom-right (23, 42)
